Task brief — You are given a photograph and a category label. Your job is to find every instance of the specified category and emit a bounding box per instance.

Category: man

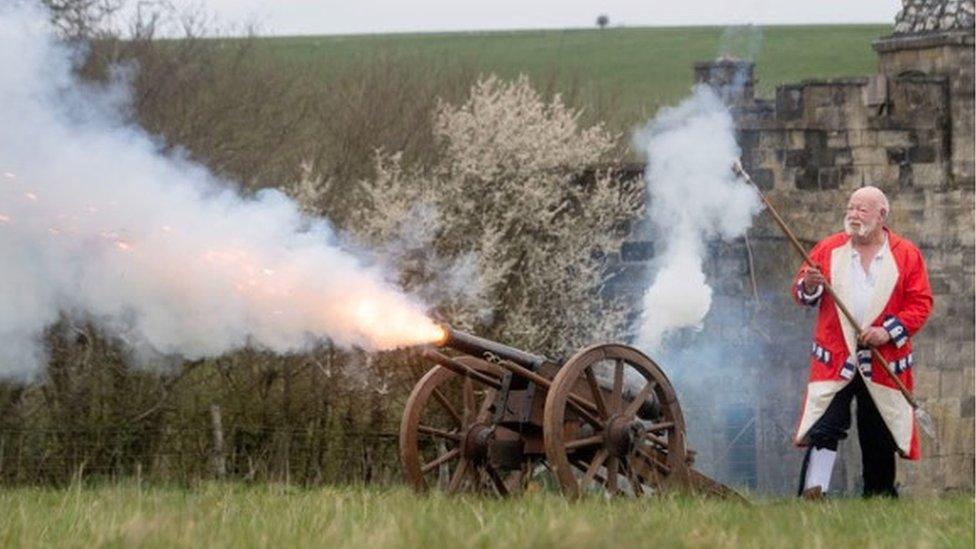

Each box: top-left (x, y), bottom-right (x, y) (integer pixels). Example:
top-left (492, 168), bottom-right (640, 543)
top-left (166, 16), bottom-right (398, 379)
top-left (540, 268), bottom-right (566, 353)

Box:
top-left (792, 186), bottom-right (933, 498)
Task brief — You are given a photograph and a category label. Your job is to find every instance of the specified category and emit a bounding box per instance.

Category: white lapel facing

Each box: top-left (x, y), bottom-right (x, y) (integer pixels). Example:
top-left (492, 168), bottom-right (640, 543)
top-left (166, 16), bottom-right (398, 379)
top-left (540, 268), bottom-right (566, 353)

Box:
top-left (830, 240), bottom-right (858, 357)
top-left (863, 237), bottom-right (899, 332)
top-left (830, 234), bottom-right (900, 358)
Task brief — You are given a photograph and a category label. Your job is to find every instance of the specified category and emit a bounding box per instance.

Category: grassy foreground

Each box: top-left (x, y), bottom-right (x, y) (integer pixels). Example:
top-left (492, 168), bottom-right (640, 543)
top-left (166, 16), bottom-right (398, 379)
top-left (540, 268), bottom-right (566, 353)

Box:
top-left (0, 484), bottom-right (972, 548)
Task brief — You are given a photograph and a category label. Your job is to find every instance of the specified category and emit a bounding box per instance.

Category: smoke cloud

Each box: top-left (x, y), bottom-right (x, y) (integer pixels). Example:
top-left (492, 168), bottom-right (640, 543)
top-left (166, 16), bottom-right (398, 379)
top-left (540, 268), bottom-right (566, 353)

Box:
top-left (632, 85), bottom-right (761, 352)
top-left (0, 4), bottom-right (441, 380)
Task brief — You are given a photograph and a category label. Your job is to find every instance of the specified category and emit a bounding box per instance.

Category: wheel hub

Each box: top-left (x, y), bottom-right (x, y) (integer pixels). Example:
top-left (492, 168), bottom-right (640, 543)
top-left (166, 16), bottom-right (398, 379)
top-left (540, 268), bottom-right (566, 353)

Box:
top-left (605, 415), bottom-right (646, 457)
top-left (462, 423), bottom-right (494, 462)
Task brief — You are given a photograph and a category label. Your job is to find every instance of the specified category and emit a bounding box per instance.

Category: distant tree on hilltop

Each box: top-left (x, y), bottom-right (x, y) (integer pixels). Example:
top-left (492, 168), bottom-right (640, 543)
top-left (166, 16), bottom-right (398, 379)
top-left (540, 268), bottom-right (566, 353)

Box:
top-left (596, 14), bottom-right (609, 29)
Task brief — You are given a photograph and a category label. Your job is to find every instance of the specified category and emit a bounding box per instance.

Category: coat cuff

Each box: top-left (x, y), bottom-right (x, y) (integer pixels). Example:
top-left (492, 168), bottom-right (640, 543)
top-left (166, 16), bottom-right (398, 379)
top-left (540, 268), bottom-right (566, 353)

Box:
top-left (795, 280), bottom-right (823, 306)
top-left (882, 315), bottom-right (909, 348)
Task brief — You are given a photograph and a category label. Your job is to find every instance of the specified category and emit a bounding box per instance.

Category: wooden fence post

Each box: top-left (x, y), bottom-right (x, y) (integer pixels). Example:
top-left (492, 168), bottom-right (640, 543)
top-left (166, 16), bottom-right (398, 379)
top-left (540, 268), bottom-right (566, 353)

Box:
top-left (210, 404), bottom-right (226, 479)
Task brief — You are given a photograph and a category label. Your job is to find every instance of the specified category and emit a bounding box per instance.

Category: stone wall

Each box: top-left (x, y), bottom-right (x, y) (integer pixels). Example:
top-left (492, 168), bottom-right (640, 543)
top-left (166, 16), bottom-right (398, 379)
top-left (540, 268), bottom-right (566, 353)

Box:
top-left (620, 6), bottom-right (974, 495)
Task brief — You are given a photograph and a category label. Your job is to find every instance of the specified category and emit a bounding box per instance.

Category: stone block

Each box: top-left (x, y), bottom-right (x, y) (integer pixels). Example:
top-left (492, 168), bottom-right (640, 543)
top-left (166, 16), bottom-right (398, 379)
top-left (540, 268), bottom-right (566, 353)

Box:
top-left (831, 148), bottom-right (853, 167)
top-left (749, 168), bottom-right (775, 190)
top-left (877, 130), bottom-right (914, 148)
top-left (818, 168), bottom-right (843, 190)
top-left (899, 164), bottom-right (914, 187)
top-left (842, 167), bottom-right (864, 190)
top-left (927, 274), bottom-right (952, 294)
top-left (786, 130), bottom-right (805, 149)
top-left (811, 107), bottom-right (844, 129)
top-left (851, 146), bottom-right (888, 165)
top-left (914, 368), bottom-right (940, 399)
top-left (826, 131), bottom-right (848, 148)
top-left (784, 149), bottom-right (808, 168)
top-left (804, 129), bottom-right (828, 150)
top-left (939, 454), bottom-right (975, 491)
top-left (900, 456), bottom-right (942, 496)
top-left (911, 163), bottom-right (947, 188)
top-left (758, 130), bottom-right (787, 150)
top-left (847, 130), bottom-right (877, 147)
top-left (864, 164), bottom-right (902, 186)
top-left (776, 86), bottom-right (804, 121)
top-left (794, 168), bottom-right (820, 190)
top-left (909, 145), bottom-right (938, 163)
top-left (961, 396), bottom-right (975, 418)
top-left (935, 411), bottom-right (972, 457)
top-left (940, 369), bottom-right (966, 399)
top-left (887, 147), bottom-right (909, 165)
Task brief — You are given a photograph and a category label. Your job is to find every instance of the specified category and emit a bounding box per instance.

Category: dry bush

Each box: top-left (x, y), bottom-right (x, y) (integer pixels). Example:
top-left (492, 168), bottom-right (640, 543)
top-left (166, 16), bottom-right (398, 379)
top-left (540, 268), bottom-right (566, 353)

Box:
top-left (311, 75), bottom-right (644, 357)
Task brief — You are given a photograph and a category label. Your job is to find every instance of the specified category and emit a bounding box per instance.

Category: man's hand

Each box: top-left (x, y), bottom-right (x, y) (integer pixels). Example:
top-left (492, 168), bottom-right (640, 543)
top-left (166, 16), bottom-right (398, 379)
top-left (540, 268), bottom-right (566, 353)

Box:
top-left (859, 326), bottom-right (892, 347)
top-left (802, 267), bottom-right (825, 293)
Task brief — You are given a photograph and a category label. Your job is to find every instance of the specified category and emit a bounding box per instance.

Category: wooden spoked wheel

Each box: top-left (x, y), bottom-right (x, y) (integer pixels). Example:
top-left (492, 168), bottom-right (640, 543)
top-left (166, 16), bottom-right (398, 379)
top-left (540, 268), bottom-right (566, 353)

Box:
top-left (400, 357), bottom-right (519, 495)
top-left (543, 343), bottom-right (687, 498)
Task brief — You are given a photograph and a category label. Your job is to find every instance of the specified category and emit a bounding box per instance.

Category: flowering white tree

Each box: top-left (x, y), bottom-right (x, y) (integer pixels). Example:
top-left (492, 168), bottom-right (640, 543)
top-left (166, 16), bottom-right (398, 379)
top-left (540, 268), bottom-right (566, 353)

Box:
top-left (294, 75), bottom-right (642, 357)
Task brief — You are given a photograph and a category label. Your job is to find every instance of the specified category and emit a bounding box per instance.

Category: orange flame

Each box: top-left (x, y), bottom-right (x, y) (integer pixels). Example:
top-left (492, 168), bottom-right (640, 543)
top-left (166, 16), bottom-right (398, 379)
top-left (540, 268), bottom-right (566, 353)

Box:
top-left (345, 297), bottom-right (445, 348)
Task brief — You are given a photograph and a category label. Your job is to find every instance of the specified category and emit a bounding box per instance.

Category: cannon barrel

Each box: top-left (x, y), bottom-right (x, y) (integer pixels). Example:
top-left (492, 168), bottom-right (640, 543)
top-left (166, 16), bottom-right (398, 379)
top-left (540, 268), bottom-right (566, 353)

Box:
top-left (436, 326), bottom-right (548, 371)
top-left (432, 326), bottom-right (659, 420)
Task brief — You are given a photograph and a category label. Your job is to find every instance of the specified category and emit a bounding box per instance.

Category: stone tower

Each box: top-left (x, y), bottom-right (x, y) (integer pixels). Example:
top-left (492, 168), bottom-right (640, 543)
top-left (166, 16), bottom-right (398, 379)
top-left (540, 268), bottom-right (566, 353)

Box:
top-left (874, 0), bottom-right (975, 188)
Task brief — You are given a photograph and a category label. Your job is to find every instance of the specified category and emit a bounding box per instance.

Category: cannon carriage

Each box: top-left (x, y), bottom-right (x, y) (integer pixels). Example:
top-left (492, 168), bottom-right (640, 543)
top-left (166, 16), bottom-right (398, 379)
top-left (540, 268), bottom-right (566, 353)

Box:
top-left (399, 327), bottom-right (738, 498)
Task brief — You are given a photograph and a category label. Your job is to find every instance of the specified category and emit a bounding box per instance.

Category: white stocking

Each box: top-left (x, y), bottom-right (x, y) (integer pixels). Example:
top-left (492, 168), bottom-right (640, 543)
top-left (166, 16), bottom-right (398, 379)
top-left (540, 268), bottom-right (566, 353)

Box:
top-left (803, 447), bottom-right (837, 492)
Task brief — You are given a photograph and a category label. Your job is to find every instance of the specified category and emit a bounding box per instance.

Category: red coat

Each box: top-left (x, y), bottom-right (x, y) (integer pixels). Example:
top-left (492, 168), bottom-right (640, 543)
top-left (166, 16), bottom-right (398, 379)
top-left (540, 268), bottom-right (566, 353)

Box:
top-left (792, 228), bottom-right (933, 460)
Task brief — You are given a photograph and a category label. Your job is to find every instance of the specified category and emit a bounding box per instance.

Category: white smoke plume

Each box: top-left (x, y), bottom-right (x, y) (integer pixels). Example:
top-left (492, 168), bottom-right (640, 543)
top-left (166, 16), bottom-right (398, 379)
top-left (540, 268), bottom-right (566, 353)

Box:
top-left (633, 85), bottom-right (762, 352)
top-left (0, 4), bottom-right (442, 380)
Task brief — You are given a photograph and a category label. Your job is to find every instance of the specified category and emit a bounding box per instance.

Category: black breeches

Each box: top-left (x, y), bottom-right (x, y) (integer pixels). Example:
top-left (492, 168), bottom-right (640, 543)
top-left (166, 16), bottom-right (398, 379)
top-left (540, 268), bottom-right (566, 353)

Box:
top-left (804, 374), bottom-right (898, 497)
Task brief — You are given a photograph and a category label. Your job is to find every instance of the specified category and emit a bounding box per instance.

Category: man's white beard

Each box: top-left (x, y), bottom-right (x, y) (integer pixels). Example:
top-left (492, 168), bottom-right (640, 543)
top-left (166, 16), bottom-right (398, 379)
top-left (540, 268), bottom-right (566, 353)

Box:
top-left (844, 217), bottom-right (875, 237)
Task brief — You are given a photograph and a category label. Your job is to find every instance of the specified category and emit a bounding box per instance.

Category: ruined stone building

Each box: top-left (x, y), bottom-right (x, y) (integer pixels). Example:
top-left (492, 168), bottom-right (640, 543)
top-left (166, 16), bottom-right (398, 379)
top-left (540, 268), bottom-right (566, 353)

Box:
top-left (621, 0), bottom-right (974, 495)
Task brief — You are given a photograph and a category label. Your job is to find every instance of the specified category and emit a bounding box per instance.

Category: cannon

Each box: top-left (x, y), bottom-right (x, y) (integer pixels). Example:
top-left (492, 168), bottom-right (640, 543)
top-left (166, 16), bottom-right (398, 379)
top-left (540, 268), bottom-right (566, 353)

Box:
top-left (399, 326), bottom-right (740, 499)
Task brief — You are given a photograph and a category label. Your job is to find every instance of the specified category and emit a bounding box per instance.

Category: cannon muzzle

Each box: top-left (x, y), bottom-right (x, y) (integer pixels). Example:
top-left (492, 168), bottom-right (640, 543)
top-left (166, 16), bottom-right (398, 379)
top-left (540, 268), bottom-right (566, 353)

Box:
top-left (436, 326), bottom-right (548, 370)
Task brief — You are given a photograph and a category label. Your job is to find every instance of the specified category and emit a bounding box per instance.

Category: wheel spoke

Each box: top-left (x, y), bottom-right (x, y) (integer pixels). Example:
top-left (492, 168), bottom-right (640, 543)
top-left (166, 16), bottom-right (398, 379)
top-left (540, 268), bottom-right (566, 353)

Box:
top-left (646, 420), bottom-right (675, 432)
top-left (644, 432), bottom-right (670, 448)
top-left (582, 449), bottom-right (609, 489)
top-left (418, 424), bottom-right (461, 442)
top-left (432, 388), bottom-right (463, 426)
top-left (624, 460), bottom-right (644, 496)
top-left (485, 464), bottom-right (509, 496)
top-left (462, 376), bottom-right (475, 425)
top-left (611, 360), bottom-right (624, 414)
top-left (606, 456), bottom-right (619, 495)
top-left (566, 399), bottom-right (605, 430)
top-left (421, 448), bottom-right (460, 474)
top-left (584, 367), bottom-right (609, 419)
top-left (565, 434), bottom-right (603, 451)
top-left (622, 380), bottom-right (657, 419)
top-left (447, 459), bottom-right (470, 494)
top-left (636, 446), bottom-right (672, 474)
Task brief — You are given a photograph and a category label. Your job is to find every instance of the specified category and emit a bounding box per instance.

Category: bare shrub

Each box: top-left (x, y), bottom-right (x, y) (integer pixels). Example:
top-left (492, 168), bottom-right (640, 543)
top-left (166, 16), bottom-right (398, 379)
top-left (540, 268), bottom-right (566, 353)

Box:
top-left (307, 75), bottom-right (643, 357)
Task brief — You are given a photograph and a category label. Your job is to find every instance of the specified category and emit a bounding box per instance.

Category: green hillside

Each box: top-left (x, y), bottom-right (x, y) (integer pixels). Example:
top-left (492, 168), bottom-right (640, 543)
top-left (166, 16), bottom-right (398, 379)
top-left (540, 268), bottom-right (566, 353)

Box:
top-left (251, 24), bottom-right (890, 126)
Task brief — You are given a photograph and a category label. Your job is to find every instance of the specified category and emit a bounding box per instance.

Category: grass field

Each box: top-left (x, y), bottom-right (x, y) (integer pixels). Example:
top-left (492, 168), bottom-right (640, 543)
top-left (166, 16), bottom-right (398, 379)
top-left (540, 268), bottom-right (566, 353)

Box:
top-left (1, 484), bottom-right (972, 548)
top-left (251, 25), bottom-right (889, 124)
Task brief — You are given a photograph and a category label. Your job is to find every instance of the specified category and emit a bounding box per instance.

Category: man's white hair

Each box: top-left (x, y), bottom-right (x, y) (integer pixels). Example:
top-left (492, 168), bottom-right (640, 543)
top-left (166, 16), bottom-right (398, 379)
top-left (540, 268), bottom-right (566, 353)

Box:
top-left (851, 186), bottom-right (890, 219)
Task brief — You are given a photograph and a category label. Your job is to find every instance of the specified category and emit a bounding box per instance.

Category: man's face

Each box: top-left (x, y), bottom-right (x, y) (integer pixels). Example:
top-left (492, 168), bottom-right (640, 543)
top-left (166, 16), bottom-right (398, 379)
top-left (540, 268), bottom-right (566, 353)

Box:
top-left (844, 193), bottom-right (884, 238)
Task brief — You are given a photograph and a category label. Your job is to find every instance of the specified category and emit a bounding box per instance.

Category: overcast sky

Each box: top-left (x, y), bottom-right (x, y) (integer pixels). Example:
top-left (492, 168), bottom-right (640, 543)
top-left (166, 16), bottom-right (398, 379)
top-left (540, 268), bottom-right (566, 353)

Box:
top-left (173, 1), bottom-right (902, 36)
